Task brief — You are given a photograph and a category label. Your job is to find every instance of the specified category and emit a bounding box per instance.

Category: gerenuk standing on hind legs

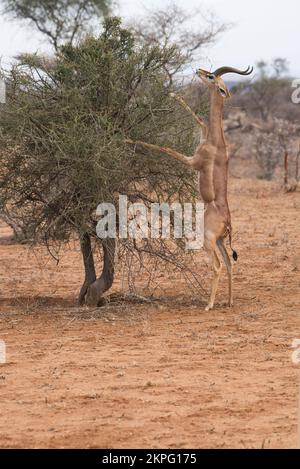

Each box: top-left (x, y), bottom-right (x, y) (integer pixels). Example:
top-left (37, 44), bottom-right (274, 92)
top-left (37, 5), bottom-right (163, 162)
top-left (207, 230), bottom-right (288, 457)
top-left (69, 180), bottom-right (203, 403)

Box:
top-left (127, 65), bottom-right (253, 311)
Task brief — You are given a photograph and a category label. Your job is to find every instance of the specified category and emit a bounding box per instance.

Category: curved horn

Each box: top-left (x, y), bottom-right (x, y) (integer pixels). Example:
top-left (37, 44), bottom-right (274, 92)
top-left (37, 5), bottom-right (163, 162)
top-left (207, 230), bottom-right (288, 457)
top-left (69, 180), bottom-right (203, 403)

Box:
top-left (213, 65), bottom-right (254, 77)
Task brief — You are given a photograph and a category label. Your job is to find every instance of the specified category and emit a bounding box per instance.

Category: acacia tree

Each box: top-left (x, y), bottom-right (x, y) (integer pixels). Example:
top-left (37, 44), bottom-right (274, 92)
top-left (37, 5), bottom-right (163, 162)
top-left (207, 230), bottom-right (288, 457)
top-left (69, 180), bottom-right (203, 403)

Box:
top-left (227, 58), bottom-right (300, 181)
top-left (1, 0), bottom-right (111, 50)
top-left (0, 18), bottom-right (202, 305)
top-left (129, 2), bottom-right (228, 83)
top-left (231, 58), bottom-right (293, 121)
top-left (254, 119), bottom-right (300, 181)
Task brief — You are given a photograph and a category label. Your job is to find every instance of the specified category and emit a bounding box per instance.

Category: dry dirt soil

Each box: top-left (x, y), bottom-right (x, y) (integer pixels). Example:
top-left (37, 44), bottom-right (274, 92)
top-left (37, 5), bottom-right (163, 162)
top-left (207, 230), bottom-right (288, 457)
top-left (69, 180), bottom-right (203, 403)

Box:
top-left (0, 178), bottom-right (299, 449)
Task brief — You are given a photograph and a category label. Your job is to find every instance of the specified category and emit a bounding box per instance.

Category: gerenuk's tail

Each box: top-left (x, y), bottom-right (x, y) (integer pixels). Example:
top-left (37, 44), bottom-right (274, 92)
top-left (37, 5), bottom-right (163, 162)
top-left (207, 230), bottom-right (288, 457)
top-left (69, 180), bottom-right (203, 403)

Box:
top-left (228, 225), bottom-right (238, 262)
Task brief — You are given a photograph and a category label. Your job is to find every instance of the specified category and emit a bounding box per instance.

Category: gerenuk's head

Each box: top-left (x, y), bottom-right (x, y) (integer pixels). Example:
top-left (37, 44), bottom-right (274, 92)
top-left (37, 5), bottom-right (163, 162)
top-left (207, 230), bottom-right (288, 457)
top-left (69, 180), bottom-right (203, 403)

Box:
top-left (197, 66), bottom-right (254, 99)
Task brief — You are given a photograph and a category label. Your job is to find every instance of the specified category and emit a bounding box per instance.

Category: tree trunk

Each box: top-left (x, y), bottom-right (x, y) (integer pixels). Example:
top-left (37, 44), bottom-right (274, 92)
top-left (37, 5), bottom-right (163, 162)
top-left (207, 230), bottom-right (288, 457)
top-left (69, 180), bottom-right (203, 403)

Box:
top-left (78, 232), bottom-right (97, 305)
top-left (284, 151), bottom-right (289, 188)
top-left (0, 213), bottom-right (26, 242)
top-left (296, 145), bottom-right (300, 182)
top-left (86, 238), bottom-right (116, 307)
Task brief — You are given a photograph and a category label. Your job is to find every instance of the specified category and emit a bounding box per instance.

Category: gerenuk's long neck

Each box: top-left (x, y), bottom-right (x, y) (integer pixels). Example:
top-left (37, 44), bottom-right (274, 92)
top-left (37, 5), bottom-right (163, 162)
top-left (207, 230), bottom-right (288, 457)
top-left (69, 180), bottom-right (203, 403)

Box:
top-left (207, 88), bottom-right (230, 214)
top-left (207, 89), bottom-right (226, 147)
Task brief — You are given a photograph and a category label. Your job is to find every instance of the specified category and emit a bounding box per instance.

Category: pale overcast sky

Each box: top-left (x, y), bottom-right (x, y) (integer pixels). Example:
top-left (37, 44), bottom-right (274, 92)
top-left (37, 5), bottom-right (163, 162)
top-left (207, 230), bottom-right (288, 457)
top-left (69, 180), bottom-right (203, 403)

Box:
top-left (0, 0), bottom-right (299, 76)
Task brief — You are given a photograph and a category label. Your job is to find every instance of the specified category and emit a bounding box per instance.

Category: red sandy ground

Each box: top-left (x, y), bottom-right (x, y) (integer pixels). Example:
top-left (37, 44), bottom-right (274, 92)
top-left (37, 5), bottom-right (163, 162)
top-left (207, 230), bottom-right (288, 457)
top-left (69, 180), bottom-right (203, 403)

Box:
top-left (0, 178), bottom-right (299, 448)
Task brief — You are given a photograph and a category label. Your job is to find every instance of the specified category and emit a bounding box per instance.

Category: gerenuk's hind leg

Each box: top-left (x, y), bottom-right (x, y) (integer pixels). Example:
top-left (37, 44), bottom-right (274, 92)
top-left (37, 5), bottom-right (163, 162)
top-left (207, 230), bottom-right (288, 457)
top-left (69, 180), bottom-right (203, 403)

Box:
top-left (204, 234), bottom-right (222, 311)
top-left (217, 238), bottom-right (233, 307)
